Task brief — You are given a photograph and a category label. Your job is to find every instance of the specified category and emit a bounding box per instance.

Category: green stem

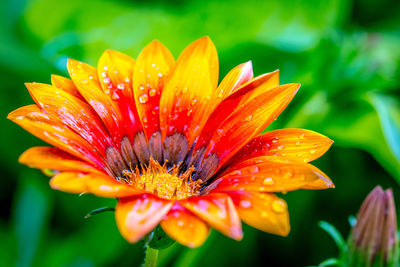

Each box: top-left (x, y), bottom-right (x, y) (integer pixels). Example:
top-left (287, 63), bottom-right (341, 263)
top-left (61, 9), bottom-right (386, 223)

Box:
top-left (144, 246), bottom-right (159, 267)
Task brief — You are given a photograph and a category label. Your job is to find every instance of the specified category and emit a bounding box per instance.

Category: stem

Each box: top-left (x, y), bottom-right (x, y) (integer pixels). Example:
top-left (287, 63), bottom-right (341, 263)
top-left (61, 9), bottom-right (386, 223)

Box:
top-left (144, 246), bottom-right (159, 267)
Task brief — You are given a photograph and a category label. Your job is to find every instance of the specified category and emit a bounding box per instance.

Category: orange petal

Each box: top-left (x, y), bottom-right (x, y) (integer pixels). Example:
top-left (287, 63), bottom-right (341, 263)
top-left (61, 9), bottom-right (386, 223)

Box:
top-left (217, 61), bottom-right (253, 97)
top-left (159, 36), bottom-right (219, 146)
top-left (211, 159), bottom-right (334, 193)
top-left (226, 129), bottom-right (333, 165)
top-left (115, 195), bottom-right (173, 243)
top-left (51, 74), bottom-right (85, 101)
top-left (67, 59), bottom-right (124, 146)
top-left (190, 70), bottom-right (278, 168)
top-left (26, 82), bottom-right (114, 155)
top-left (132, 40), bottom-right (175, 139)
top-left (7, 105), bottom-right (105, 168)
top-left (198, 83), bottom-right (300, 180)
top-left (228, 191), bottom-right (290, 236)
top-left (50, 171), bottom-right (142, 197)
top-left (19, 146), bottom-right (103, 173)
top-left (180, 193), bottom-right (242, 240)
top-left (98, 50), bottom-right (143, 141)
top-left (161, 203), bottom-right (210, 248)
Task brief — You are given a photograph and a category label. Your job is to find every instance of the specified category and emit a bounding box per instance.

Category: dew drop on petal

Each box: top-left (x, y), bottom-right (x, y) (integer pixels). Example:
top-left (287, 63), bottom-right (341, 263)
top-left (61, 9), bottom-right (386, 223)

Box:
top-left (182, 87), bottom-right (188, 94)
top-left (263, 177), bottom-right (274, 185)
top-left (295, 141), bottom-right (301, 146)
top-left (149, 88), bottom-right (157, 97)
top-left (117, 83), bottom-right (125, 90)
top-left (272, 199), bottom-right (286, 213)
top-left (139, 94), bottom-right (149, 104)
top-left (250, 165), bottom-right (259, 174)
top-left (191, 98), bottom-right (198, 106)
top-left (240, 200), bottom-right (252, 208)
top-left (310, 149), bottom-right (316, 154)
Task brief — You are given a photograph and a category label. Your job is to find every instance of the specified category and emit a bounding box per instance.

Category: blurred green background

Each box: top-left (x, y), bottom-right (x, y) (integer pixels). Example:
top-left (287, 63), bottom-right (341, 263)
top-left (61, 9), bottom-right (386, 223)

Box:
top-left (1, 0), bottom-right (399, 266)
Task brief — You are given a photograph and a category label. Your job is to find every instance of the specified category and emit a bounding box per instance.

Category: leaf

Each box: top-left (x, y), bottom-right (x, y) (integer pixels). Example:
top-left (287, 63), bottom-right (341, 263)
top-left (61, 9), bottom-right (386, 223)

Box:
top-left (318, 221), bottom-right (346, 252)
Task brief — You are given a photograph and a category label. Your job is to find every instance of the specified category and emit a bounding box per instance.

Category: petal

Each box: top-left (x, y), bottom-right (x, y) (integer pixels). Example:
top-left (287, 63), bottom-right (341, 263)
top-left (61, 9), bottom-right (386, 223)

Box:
top-left (226, 129), bottom-right (333, 165)
top-left (217, 61), bottom-right (253, 97)
top-left (50, 171), bottom-right (142, 197)
top-left (160, 36), bottom-right (219, 147)
top-left (189, 70), bottom-right (279, 168)
top-left (228, 191), bottom-right (290, 236)
top-left (26, 82), bottom-right (114, 156)
top-left (198, 83), bottom-right (300, 180)
top-left (115, 195), bottom-right (173, 243)
top-left (210, 159), bottom-right (334, 193)
top-left (161, 203), bottom-right (210, 248)
top-left (132, 40), bottom-right (175, 139)
top-left (98, 50), bottom-right (143, 141)
top-left (67, 59), bottom-right (124, 146)
top-left (7, 105), bottom-right (105, 168)
top-left (51, 74), bottom-right (85, 101)
top-left (180, 193), bottom-right (242, 240)
top-left (19, 146), bottom-right (103, 173)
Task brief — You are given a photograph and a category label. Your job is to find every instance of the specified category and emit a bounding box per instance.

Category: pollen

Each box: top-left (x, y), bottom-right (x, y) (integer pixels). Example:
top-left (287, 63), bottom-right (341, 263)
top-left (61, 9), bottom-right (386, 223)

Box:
top-left (120, 157), bottom-right (203, 200)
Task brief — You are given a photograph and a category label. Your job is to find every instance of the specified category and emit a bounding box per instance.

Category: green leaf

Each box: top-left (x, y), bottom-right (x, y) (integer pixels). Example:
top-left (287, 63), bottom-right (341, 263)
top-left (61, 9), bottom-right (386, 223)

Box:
top-left (318, 258), bottom-right (342, 267)
top-left (318, 221), bottom-right (346, 252)
top-left (147, 225), bottom-right (175, 250)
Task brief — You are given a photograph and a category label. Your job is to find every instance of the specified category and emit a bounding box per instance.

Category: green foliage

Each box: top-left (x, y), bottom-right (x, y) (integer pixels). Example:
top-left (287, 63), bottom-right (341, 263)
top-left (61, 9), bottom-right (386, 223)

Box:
top-left (0, 0), bottom-right (399, 266)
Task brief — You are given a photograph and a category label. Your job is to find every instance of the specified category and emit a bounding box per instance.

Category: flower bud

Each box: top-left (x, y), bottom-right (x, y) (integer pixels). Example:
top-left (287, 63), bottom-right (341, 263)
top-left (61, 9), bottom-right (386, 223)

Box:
top-left (349, 186), bottom-right (398, 266)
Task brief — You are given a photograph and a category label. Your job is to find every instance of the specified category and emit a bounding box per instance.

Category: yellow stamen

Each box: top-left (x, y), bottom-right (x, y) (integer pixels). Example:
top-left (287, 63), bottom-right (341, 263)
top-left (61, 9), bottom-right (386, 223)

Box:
top-left (121, 157), bottom-right (203, 200)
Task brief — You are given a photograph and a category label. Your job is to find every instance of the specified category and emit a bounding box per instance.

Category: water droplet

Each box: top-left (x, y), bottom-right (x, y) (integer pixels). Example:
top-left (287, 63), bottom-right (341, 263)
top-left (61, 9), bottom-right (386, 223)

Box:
top-left (299, 134), bottom-right (305, 140)
top-left (161, 107), bottom-right (167, 114)
top-left (272, 138), bottom-right (279, 143)
top-left (101, 71), bottom-right (107, 77)
top-left (149, 88), bottom-right (157, 97)
top-left (295, 141), bottom-right (300, 146)
top-left (310, 149), bottom-right (316, 154)
top-left (143, 117), bottom-right (148, 123)
top-left (82, 79), bottom-right (88, 84)
top-left (191, 99), bottom-right (198, 106)
top-left (263, 177), bottom-right (274, 185)
top-left (250, 165), bottom-right (259, 174)
top-left (272, 199), bottom-right (286, 213)
top-left (88, 75), bottom-right (94, 80)
top-left (240, 200), bottom-right (252, 208)
top-left (103, 77), bottom-right (111, 84)
top-left (277, 145), bottom-right (284, 150)
top-left (245, 115), bottom-right (252, 122)
top-left (139, 94), bottom-right (149, 104)
top-left (182, 87), bottom-right (188, 94)
top-left (177, 220), bottom-right (184, 227)
top-left (117, 83), bottom-right (125, 90)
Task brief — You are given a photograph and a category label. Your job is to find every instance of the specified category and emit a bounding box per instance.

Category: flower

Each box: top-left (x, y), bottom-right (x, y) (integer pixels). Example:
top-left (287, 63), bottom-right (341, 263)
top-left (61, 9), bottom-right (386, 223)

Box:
top-left (349, 186), bottom-right (398, 266)
top-left (8, 37), bottom-right (334, 247)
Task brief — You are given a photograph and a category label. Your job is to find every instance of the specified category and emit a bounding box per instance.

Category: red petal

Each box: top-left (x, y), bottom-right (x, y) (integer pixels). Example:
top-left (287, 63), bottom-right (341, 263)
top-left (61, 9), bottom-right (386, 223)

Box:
top-left (226, 128), bottom-right (333, 165)
top-left (67, 59), bottom-right (125, 146)
top-left (26, 82), bottom-right (113, 156)
top-left (180, 193), bottom-right (242, 240)
top-left (115, 195), bottom-right (173, 243)
top-left (132, 40), bottom-right (175, 139)
top-left (228, 191), bottom-right (290, 236)
top-left (211, 159), bottom-right (334, 193)
top-left (8, 105), bottom-right (105, 168)
top-left (198, 83), bottom-right (299, 180)
top-left (159, 37), bottom-right (219, 147)
top-left (161, 203), bottom-right (210, 248)
top-left (97, 50), bottom-right (143, 142)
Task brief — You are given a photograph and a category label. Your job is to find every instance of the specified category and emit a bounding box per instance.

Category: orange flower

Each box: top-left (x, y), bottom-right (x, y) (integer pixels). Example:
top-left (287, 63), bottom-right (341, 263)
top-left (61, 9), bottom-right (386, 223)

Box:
top-left (8, 37), bottom-right (334, 247)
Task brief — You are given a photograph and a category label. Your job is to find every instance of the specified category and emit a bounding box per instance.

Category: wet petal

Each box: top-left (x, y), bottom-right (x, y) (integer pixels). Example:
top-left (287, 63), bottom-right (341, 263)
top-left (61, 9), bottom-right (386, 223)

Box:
top-left (180, 193), bottom-right (242, 240)
top-left (115, 195), bottom-right (173, 243)
top-left (211, 159), bottom-right (334, 193)
top-left (7, 105), bottom-right (105, 168)
top-left (26, 82), bottom-right (114, 155)
top-left (51, 74), bottom-right (85, 101)
top-left (228, 191), bottom-right (290, 236)
top-left (132, 40), bottom-right (175, 139)
top-left (227, 129), bottom-right (333, 165)
top-left (198, 83), bottom-right (300, 180)
top-left (67, 59), bottom-right (125, 146)
top-left (98, 50), bottom-right (143, 141)
top-left (50, 171), bottom-right (142, 197)
top-left (19, 146), bottom-right (102, 173)
top-left (161, 203), bottom-right (210, 248)
top-left (160, 36), bottom-right (219, 146)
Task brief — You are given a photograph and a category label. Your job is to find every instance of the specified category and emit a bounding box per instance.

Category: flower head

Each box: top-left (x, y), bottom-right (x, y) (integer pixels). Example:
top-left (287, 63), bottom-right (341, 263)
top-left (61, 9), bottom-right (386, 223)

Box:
top-left (350, 186), bottom-right (398, 266)
top-left (8, 37), bottom-right (334, 247)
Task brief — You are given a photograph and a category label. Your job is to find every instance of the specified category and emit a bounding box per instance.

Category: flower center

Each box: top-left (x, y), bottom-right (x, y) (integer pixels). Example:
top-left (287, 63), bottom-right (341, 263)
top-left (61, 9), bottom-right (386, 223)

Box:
top-left (119, 157), bottom-right (203, 200)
